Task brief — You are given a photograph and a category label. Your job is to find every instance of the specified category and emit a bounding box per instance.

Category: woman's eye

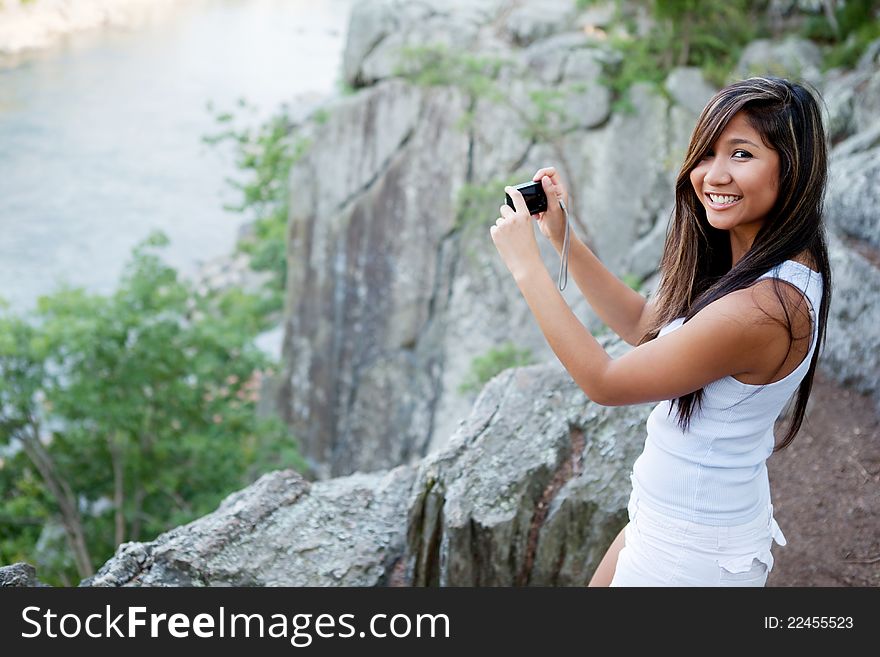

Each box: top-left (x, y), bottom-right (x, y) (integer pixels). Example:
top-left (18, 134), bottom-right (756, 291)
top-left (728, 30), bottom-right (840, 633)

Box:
top-left (700, 148), bottom-right (752, 160)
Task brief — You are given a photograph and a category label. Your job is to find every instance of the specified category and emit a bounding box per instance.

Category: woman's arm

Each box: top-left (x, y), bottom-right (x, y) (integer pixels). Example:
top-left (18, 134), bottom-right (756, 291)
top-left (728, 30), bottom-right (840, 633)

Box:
top-left (512, 262), bottom-right (779, 406)
top-left (560, 232), bottom-right (653, 347)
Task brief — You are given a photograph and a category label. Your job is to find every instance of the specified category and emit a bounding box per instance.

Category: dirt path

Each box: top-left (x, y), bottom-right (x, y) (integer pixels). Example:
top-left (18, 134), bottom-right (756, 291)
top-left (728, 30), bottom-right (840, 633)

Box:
top-left (767, 370), bottom-right (880, 586)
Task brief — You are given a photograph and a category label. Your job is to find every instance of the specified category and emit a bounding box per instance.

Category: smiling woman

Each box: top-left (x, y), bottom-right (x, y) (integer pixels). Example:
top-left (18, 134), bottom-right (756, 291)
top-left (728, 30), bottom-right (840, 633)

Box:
top-left (690, 113), bottom-right (781, 264)
top-left (489, 76), bottom-right (832, 587)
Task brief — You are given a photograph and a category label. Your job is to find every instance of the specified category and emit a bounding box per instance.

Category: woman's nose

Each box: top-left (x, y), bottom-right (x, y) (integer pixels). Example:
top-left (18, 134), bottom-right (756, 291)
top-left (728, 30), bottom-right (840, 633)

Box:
top-left (704, 158), bottom-right (732, 186)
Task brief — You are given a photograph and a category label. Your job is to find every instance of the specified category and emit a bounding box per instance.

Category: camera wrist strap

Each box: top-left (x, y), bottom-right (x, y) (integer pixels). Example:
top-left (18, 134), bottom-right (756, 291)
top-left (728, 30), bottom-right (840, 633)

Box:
top-left (557, 199), bottom-right (571, 291)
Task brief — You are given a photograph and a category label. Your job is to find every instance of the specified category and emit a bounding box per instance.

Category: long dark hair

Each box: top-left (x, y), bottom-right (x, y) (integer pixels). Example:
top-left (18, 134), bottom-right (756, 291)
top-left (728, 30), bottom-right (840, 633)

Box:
top-left (639, 76), bottom-right (832, 452)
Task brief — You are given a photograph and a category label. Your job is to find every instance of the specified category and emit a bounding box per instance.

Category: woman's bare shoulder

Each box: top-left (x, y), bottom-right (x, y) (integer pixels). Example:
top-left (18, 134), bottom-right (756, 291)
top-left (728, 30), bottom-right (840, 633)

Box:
top-left (735, 276), bottom-right (814, 381)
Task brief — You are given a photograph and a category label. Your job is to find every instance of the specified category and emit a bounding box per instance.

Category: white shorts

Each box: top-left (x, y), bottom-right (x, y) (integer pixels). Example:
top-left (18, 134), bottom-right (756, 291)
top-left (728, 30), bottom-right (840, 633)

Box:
top-left (609, 485), bottom-right (787, 587)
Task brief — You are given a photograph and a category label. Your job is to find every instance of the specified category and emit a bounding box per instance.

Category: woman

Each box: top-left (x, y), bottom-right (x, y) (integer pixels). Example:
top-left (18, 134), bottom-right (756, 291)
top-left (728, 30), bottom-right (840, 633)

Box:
top-left (490, 76), bottom-right (831, 586)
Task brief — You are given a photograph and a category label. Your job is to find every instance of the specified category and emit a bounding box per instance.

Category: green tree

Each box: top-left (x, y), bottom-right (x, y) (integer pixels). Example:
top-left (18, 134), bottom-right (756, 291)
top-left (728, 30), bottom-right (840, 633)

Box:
top-left (0, 232), bottom-right (306, 585)
top-left (203, 100), bottom-right (319, 315)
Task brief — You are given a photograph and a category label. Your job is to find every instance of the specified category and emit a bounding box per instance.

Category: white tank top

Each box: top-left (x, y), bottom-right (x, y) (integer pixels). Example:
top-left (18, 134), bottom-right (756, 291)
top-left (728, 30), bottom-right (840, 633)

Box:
top-left (630, 259), bottom-right (824, 526)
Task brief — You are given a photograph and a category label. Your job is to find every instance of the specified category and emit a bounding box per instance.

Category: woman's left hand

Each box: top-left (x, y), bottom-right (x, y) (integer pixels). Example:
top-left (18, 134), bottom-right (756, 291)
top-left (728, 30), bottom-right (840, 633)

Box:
top-left (490, 186), bottom-right (542, 281)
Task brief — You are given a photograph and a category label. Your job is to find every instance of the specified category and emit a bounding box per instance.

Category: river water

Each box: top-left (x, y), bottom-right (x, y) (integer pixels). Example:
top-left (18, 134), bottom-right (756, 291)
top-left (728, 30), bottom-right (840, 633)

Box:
top-left (0, 0), bottom-right (355, 314)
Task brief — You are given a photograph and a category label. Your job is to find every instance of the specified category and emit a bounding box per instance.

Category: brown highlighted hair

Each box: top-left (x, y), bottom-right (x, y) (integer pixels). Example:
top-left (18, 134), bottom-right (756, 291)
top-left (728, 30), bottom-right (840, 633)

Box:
top-left (639, 76), bottom-right (832, 452)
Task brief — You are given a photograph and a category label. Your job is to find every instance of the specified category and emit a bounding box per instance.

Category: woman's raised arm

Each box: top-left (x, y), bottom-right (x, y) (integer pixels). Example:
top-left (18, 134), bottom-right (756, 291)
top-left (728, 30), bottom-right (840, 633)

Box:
top-left (560, 234), bottom-right (653, 346)
top-left (531, 167), bottom-right (651, 347)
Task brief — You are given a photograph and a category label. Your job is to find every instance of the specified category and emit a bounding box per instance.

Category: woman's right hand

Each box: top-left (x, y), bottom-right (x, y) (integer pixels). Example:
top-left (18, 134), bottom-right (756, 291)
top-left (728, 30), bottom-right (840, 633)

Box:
top-left (531, 167), bottom-right (570, 252)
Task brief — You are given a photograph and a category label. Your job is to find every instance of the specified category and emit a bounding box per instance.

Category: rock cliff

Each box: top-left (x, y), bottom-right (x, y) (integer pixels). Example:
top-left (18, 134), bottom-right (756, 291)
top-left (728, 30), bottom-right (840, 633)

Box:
top-left (275, 0), bottom-right (880, 480)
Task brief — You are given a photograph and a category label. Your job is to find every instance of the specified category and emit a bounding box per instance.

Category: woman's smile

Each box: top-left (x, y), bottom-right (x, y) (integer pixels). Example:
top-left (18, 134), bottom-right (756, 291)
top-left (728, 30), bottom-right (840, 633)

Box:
top-left (705, 192), bottom-right (743, 209)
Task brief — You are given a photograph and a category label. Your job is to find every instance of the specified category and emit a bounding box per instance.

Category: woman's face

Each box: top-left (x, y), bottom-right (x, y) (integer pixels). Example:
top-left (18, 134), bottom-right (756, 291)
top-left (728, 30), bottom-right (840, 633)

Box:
top-left (689, 111), bottom-right (780, 246)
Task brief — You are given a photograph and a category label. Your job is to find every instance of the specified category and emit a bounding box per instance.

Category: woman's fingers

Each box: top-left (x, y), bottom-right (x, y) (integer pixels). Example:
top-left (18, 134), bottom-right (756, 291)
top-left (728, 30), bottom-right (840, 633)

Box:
top-left (533, 168), bottom-right (566, 200)
top-left (535, 169), bottom-right (562, 190)
top-left (539, 179), bottom-right (563, 208)
top-left (533, 166), bottom-right (557, 181)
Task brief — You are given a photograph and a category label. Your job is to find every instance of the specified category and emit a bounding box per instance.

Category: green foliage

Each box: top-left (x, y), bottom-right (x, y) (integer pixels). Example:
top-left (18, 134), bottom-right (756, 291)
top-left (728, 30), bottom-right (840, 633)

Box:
top-left (394, 43), bottom-right (509, 96)
top-left (526, 83), bottom-right (585, 136)
top-left (0, 233), bottom-right (306, 585)
top-left (599, 32), bottom-right (671, 114)
top-left (621, 272), bottom-right (642, 292)
top-left (312, 108), bottom-right (331, 125)
top-left (599, 0), bottom-right (765, 106)
top-left (0, 455), bottom-right (52, 575)
top-left (455, 176), bottom-right (513, 233)
top-left (337, 79), bottom-right (358, 96)
top-left (801, 0), bottom-right (880, 70)
top-left (595, 0), bottom-right (878, 99)
top-left (203, 100), bottom-right (318, 315)
top-left (458, 342), bottom-right (535, 395)
top-left (397, 43), bottom-right (597, 139)
top-left (454, 172), bottom-right (547, 266)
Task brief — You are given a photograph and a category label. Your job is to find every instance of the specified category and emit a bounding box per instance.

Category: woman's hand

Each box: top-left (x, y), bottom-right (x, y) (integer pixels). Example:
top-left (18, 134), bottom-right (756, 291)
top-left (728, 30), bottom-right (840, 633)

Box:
top-left (490, 186), bottom-right (543, 281)
top-left (531, 167), bottom-right (569, 253)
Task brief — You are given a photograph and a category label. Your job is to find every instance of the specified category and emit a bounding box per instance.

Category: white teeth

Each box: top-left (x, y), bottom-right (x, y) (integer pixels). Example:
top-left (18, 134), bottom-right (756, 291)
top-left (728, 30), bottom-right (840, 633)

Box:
top-left (708, 193), bottom-right (741, 205)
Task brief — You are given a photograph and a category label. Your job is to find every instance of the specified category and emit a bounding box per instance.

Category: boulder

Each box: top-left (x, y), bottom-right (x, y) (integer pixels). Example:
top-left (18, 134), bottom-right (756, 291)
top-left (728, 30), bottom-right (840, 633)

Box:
top-left (820, 232), bottom-right (880, 412)
top-left (735, 36), bottom-right (823, 86)
top-left (0, 562), bottom-right (50, 587)
top-left (408, 341), bottom-right (651, 586)
top-left (826, 136), bottom-right (880, 250)
top-left (81, 467), bottom-right (415, 586)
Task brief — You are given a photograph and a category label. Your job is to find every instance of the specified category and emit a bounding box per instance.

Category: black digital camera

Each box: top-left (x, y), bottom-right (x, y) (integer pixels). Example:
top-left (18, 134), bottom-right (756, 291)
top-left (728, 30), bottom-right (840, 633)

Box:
top-left (505, 180), bottom-right (548, 215)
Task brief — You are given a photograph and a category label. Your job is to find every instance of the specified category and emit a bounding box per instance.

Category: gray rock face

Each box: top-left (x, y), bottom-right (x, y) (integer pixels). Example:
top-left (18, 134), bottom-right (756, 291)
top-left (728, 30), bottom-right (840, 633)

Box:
top-left (857, 37), bottom-right (880, 73)
top-left (503, 0), bottom-right (581, 47)
top-left (521, 32), bottom-right (596, 84)
top-left (852, 68), bottom-right (880, 136)
top-left (817, 40), bottom-right (880, 141)
top-left (820, 68), bottom-right (873, 142)
top-left (81, 467), bottom-right (416, 587)
top-left (735, 36), bottom-right (823, 86)
top-left (558, 48), bottom-right (612, 129)
top-left (830, 120), bottom-right (880, 159)
top-left (665, 66), bottom-right (717, 116)
top-left (277, 78), bottom-right (469, 478)
top-left (563, 82), bottom-right (688, 278)
top-left (826, 136), bottom-right (880, 250)
top-left (342, 0), bottom-right (502, 87)
top-left (821, 233), bottom-right (880, 410)
top-left (407, 353), bottom-right (651, 586)
top-left (0, 562), bottom-right (50, 587)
